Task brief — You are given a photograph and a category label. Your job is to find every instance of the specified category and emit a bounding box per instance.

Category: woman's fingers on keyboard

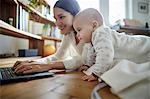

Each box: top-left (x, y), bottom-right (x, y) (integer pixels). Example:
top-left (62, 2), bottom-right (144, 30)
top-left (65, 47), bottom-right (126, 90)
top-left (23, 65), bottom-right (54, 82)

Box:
top-left (23, 69), bottom-right (33, 74)
top-left (14, 63), bottom-right (31, 73)
top-left (15, 65), bottom-right (25, 73)
top-left (23, 67), bottom-right (37, 74)
top-left (23, 65), bottom-right (41, 74)
top-left (13, 61), bottom-right (22, 68)
top-left (16, 66), bottom-right (31, 74)
top-left (13, 61), bottom-right (31, 69)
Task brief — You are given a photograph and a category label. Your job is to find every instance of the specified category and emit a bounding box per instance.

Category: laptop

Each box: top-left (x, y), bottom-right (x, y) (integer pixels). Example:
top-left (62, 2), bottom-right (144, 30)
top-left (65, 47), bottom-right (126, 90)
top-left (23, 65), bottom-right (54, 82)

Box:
top-left (0, 67), bottom-right (54, 84)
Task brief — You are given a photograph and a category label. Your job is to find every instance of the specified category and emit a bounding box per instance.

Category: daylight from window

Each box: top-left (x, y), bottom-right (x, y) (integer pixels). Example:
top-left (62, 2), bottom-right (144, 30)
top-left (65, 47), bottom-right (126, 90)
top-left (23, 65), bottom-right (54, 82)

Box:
top-left (109, 0), bottom-right (126, 25)
top-left (76, 0), bottom-right (100, 11)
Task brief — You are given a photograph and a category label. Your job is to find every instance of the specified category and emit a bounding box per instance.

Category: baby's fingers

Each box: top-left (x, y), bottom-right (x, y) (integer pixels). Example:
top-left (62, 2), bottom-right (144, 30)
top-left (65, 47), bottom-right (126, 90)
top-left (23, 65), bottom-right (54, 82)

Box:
top-left (81, 75), bottom-right (89, 81)
top-left (87, 76), bottom-right (98, 81)
top-left (87, 77), bottom-right (96, 81)
top-left (78, 67), bottom-right (85, 72)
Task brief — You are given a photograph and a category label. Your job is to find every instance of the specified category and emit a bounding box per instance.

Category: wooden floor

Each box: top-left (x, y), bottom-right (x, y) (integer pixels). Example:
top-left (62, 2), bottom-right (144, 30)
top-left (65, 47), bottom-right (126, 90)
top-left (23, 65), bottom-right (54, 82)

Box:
top-left (1, 72), bottom-right (119, 99)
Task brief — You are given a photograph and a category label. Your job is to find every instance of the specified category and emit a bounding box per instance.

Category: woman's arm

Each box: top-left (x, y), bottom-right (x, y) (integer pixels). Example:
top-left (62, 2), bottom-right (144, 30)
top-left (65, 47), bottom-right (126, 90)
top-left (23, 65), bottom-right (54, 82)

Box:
top-left (14, 35), bottom-right (70, 74)
top-left (14, 61), bottom-right (65, 74)
top-left (34, 35), bottom-right (70, 64)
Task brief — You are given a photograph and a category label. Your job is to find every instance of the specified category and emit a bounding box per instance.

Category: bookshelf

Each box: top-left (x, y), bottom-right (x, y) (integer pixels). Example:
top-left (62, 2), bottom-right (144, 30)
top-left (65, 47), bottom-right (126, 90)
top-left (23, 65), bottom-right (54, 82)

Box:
top-left (0, 0), bottom-right (62, 57)
top-left (18, 0), bottom-right (55, 26)
top-left (0, 0), bottom-right (18, 27)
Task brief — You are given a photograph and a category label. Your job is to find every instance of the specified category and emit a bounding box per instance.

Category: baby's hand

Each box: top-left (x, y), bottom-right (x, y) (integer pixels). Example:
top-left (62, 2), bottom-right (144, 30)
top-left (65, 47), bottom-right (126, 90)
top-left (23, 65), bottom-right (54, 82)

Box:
top-left (78, 65), bottom-right (89, 72)
top-left (81, 73), bottom-right (98, 81)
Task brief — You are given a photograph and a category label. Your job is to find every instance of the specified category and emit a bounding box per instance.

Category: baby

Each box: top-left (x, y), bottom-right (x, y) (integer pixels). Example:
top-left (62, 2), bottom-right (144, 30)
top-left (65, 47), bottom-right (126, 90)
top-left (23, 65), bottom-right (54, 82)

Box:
top-left (73, 8), bottom-right (150, 81)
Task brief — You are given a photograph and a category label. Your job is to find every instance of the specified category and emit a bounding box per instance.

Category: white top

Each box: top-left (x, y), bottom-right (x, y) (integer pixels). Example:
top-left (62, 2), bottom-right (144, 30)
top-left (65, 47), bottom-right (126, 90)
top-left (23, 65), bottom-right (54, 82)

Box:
top-left (35, 31), bottom-right (85, 70)
top-left (84, 25), bottom-right (150, 77)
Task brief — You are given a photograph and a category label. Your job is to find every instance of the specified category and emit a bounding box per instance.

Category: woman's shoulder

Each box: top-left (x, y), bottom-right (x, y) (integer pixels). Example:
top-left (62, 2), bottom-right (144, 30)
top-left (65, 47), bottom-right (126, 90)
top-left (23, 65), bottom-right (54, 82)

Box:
top-left (62, 31), bottom-right (76, 44)
top-left (64, 31), bottom-right (75, 38)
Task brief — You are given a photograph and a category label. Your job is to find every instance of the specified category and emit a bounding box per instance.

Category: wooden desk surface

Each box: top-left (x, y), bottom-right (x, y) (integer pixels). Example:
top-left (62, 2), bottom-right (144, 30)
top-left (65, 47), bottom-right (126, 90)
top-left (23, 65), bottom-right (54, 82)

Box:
top-left (1, 71), bottom-right (119, 99)
top-left (0, 57), bottom-right (119, 99)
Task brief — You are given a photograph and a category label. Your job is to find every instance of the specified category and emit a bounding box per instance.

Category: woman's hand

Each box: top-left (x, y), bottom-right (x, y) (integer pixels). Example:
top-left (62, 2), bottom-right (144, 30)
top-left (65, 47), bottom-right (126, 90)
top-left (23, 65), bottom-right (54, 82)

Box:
top-left (13, 61), bottom-right (52, 74)
top-left (13, 60), bottom-right (33, 69)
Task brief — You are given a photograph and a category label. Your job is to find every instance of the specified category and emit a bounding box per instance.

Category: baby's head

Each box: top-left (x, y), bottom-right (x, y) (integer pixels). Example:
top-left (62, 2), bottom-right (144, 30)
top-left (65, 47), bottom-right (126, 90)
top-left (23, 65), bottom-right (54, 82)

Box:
top-left (73, 8), bottom-right (104, 43)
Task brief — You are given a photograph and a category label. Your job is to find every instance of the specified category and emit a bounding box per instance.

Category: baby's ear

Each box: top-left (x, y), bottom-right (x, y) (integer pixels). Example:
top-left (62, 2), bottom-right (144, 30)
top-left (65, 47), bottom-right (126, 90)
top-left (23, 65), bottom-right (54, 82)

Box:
top-left (92, 20), bottom-right (99, 30)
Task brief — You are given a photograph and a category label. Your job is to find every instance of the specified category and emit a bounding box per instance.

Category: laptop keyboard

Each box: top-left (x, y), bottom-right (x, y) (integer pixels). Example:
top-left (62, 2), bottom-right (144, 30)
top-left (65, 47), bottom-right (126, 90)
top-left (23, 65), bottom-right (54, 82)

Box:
top-left (0, 67), bottom-right (54, 84)
top-left (1, 67), bottom-right (17, 79)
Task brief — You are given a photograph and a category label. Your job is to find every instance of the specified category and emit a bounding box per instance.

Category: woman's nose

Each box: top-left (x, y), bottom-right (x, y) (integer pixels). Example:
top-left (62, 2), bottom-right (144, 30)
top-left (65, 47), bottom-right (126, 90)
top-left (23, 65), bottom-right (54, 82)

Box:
top-left (55, 20), bottom-right (62, 27)
top-left (55, 20), bottom-right (59, 26)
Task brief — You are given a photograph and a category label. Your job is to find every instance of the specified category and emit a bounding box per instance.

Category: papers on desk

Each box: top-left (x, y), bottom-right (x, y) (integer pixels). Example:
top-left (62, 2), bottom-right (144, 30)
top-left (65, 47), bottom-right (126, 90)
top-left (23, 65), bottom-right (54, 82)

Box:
top-left (48, 69), bottom-right (66, 73)
top-left (48, 69), bottom-right (74, 74)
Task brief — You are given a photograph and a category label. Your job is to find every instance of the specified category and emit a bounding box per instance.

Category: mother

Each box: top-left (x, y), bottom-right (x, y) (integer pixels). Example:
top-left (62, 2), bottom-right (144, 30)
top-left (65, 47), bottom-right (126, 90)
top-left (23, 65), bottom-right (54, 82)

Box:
top-left (14, 0), bottom-right (85, 74)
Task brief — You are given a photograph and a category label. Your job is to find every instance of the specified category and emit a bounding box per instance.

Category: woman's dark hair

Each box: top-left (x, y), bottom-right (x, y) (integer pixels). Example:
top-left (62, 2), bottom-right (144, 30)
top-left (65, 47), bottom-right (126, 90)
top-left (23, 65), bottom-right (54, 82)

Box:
top-left (54, 0), bottom-right (80, 16)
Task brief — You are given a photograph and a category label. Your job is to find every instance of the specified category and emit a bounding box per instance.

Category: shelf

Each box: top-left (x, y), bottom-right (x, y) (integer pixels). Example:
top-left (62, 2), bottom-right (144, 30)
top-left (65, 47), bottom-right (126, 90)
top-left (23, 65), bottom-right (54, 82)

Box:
top-left (1, 0), bottom-right (18, 27)
top-left (0, 0), bottom-right (61, 57)
top-left (117, 26), bottom-right (150, 36)
top-left (0, 20), bottom-right (42, 40)
top-left (42, 36), bottom-right (62, 50)
top-left (0, 20), bottom-right (61, 56)
top-left (0, 20), bottom-right (62, 41)
top-left (18, 0), bottom-right (55, 26)
top-left (43, 0), bottom-right (51, 6)
top-left (29, 7), bottom-right (55, 26)
top-left (3, 0), bottom-right (18, 5)
top-left (41, 35), bottom-right (62, 42)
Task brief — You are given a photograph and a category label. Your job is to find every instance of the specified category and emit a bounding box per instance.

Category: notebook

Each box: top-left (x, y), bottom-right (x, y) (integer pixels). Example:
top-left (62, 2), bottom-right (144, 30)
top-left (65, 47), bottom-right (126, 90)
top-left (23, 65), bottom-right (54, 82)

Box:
top-left (0, 67), bottom-right (54, 84)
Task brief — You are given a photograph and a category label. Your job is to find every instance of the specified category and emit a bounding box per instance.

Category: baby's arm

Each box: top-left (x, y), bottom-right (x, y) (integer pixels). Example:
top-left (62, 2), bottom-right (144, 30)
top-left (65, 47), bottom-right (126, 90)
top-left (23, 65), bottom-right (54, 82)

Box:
top-left (78, 65), bottom-right (89, 72)
top-left (82, 43), bottom-right (96, 66)
top-left (84, 30), bottom-right (114, 79)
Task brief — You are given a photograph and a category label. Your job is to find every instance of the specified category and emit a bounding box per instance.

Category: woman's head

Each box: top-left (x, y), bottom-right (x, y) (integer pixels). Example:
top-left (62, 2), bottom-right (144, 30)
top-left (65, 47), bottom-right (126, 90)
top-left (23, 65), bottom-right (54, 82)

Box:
top-left (53, 0), bottom-right (80, 35)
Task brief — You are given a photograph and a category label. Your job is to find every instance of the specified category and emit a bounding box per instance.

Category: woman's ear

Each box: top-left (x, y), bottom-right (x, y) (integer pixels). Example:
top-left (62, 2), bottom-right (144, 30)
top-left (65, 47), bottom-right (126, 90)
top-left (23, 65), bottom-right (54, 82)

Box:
top-left (92, 20), bottom-right (99, 31)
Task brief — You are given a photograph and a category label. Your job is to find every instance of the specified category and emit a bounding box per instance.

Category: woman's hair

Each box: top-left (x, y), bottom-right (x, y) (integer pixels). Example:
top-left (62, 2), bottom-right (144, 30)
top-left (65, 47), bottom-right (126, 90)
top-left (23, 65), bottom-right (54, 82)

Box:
top-left (54, 0), bottom-right (80, 16)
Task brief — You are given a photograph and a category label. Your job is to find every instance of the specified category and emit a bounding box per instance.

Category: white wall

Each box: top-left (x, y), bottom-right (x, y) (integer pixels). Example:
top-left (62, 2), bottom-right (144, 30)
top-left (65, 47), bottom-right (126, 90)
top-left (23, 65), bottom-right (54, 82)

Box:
top-left (126, 0), bottom-right (133, 19)
top-left (99, 0), bottom-right (150, 26)
top-left (0, 35), bottom-right (17, 54)
top-left (99, 0), bottom-right (109, 25)
top-left (132, 0), bottom-right (150, 25)
top-left (148, 1), bottom-right (150, 25)
top-left (0, 34), bottom-right (28, 55)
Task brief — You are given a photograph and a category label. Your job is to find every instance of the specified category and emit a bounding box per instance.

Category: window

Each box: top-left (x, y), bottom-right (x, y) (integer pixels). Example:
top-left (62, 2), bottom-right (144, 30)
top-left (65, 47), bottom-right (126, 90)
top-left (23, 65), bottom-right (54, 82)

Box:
top-left (77, 0), bottom-right (100, 11)
top-left (109, 0), bottom-right (126, 25)
top-left (50, 0), bottom-right (100, 17)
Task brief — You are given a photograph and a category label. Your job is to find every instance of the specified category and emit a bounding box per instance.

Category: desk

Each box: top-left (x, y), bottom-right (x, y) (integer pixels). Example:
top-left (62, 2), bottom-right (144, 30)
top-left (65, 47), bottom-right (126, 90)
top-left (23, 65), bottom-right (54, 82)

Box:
top-left (0, 58), bottom-right (119, 99)
top-left (117, 26), bottom-right (150, 36)
top-left (0, 72), bottom-right (119, 99)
